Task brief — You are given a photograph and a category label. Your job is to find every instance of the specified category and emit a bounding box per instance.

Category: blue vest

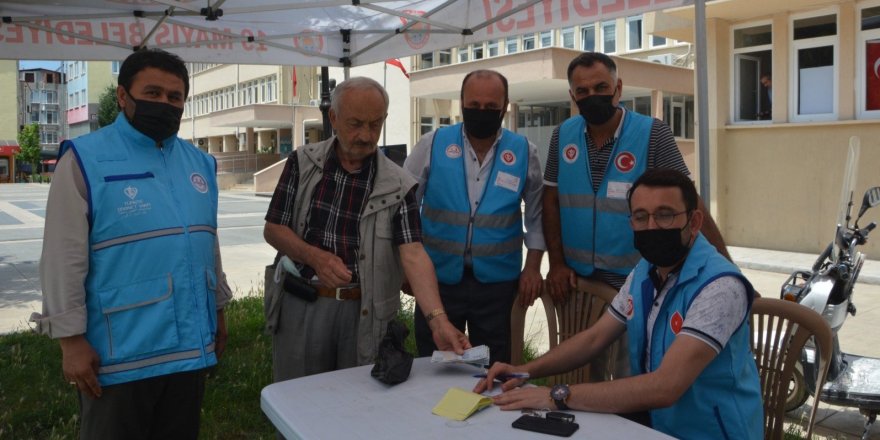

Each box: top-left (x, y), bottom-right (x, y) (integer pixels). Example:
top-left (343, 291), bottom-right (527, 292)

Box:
top-left (421, 124), bottom-right (527, 284)
top-left (626, 235), bottom-right (763, 439)
top-left (60, 113), bottom-right (220, 387)
top-left (556, 112), bottom-right (650, 276)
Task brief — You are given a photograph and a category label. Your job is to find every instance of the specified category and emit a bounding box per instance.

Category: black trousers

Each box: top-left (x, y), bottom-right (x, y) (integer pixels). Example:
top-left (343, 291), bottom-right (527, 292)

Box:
top-left (78, 369), bottom-right (207, 440)
top-left (415, 268), bottom-right (518, 365)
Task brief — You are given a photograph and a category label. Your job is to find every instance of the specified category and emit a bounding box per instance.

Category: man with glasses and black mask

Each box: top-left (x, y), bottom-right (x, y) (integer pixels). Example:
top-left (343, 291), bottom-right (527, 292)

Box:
top-left (476, 168), bottom-right (762, 440)
top-left (404, 70), bottom-right (545, 365)
top-left (542, 52), bottom-right (731, 382)
top-left (32, 49), bottom-right (231, 439)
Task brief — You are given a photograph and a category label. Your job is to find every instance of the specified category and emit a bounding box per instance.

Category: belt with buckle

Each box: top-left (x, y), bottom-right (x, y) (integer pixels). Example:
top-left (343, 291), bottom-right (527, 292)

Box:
top-left (315, 285), bottom-right (362, 301)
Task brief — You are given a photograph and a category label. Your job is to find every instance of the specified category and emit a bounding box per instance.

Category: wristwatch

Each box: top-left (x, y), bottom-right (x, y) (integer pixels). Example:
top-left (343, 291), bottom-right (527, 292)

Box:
top-left (550, 384), bottom-right (570, 410)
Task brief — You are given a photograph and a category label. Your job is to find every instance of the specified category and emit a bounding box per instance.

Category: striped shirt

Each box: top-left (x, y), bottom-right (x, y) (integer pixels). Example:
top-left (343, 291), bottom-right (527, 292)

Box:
top-left (265, 146), bottom-right (422, 282)
top-left (543, 110), bottom-right (690, 289)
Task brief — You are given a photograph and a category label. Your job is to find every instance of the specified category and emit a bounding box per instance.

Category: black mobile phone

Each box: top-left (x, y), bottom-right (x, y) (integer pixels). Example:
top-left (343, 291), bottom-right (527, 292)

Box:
top-left (546, 411), bottom-right (576, 423)
top-left (512, 414), bottom-right (580, 437)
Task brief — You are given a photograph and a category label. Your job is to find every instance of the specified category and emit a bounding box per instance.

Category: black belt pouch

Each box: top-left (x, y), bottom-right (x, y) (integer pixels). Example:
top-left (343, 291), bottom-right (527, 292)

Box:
top-left (282, 274), bottom-right (318, 302)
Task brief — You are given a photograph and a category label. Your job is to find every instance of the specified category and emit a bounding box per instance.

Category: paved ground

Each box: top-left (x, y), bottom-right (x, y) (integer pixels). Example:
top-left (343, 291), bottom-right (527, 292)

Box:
top-left (3, 182), bottom-right (880, 438)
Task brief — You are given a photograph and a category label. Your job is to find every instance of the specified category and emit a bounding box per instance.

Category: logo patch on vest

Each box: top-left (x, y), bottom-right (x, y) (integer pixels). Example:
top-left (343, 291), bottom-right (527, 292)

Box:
top-left (614, 152), bottom-right (636, 173)
top-left (563, 144), bottom-right (579, 164)
top-left (500, 149), bottom-right (516, 166)
top-left (190, 173), bottom-right (208, 193)
top-left (670, 311), bottom-right (684, 334)
top-left (117, 185), bottom-right (151, 218)
top-left (124, 185), bottom-right (138, 200)
top-left (446, 144), bottom-right (462, 159)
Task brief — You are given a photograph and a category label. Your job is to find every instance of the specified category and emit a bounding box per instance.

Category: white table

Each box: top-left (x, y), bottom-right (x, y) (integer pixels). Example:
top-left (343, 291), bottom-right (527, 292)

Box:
top-left (261, 357), bottom-right (674, 439)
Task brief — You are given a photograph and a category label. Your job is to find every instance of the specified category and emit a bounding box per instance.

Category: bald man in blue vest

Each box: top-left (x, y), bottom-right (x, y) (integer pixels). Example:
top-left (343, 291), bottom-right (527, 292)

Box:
top-left (405, 70), bottom-right (545, 365)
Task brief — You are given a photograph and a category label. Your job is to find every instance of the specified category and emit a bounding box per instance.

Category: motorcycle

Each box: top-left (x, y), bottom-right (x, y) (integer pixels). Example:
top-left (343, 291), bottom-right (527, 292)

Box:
top-left (779, 136), bottom-right (880, 439)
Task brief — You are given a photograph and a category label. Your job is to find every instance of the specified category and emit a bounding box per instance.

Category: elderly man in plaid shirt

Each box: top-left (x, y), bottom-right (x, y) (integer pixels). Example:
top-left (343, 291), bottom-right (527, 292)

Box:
top-left (264, 77), bottom-right (470, 381)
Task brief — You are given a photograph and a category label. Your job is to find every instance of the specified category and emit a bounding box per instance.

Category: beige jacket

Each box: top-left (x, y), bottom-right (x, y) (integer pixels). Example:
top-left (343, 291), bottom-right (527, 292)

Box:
top-left (290, 137), bottom-right (416, 365)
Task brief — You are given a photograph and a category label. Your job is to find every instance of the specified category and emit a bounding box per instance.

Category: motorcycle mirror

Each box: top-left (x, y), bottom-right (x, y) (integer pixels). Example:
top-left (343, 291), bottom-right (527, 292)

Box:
top-left (858, 187), bottom-right (880, 219)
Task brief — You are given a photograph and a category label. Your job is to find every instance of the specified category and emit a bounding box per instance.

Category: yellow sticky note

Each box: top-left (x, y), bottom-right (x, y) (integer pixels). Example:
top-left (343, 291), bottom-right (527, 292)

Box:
top-left (432, 387), bottom-right (493, 421)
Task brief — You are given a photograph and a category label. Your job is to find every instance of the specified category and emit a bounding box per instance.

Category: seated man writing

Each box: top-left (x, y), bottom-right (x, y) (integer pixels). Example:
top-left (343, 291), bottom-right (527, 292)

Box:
top-left (474, 168), bottom-right (763, 439)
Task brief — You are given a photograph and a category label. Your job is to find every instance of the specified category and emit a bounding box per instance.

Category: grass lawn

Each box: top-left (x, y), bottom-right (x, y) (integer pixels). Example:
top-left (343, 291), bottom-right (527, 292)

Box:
top-left (0, 292), bottom-right (547, 439)
top-left (0, 295), bottom-right (276, 440)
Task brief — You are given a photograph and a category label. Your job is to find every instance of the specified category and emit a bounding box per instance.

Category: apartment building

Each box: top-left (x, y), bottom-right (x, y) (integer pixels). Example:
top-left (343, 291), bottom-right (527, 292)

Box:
top-left (0, 61), bottom-right (18, 183)
top-left (64, 60), bottom-right (115, 141)
top-left (17, 67), bottom-right (66, 176)
top-left (652, 0), bottom-right (880, 258)
top-left (408, 13), bottom-right (696, 171)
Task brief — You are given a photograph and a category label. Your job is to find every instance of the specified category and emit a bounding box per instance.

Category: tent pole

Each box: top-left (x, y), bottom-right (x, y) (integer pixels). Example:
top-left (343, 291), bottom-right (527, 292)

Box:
top-left (695, 0), bottom-right (711, 207)
top-left (320, 66), bottom-right (332, 140)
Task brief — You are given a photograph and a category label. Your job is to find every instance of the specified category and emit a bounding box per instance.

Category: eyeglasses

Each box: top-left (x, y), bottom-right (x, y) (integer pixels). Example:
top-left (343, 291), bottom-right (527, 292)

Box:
top-left (629, 210), bottom-right (689, 229)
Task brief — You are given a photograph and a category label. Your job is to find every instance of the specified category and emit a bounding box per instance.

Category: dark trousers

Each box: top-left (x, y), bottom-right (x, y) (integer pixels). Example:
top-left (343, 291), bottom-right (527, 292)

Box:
top-left (415, 268), bottom-right (518, 365)
top-left (78, 369), bottom-right (207, 440)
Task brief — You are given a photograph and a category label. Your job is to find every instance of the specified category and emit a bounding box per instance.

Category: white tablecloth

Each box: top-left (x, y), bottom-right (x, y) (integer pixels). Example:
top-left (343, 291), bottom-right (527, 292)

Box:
top-left (261, 357), bottom-right (674, 439)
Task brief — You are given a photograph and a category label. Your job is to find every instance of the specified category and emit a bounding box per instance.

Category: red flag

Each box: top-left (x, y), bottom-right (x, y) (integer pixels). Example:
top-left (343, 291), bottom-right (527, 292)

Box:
top-left (385, 58), bottom-right (410, 79)
top-left (292, 66), bottom-right (298, 97)
top-left (867, 40), bottom-right (880, 111)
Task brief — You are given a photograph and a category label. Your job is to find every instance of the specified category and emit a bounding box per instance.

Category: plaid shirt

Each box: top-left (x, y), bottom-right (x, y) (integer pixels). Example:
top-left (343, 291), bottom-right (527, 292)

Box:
top-left (265, 144), bottom-right (422, 282)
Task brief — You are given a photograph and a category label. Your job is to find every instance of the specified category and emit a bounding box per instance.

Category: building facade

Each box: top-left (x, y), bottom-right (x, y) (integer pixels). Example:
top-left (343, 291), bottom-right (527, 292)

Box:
top-left (408, 14), bottom-right (697, 173)
top-left (654, 0), bottom-right (880, 258)
top-left (0, 60), bottom-right (18, 183)
top-left (64, 60), bottom-right (115, 141)
top-left (17, 67), bottom-right (66, 176)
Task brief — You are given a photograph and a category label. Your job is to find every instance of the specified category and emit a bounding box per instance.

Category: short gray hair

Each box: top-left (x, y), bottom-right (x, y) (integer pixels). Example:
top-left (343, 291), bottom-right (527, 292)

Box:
top-left (330, 77), bottom-right (389, 114)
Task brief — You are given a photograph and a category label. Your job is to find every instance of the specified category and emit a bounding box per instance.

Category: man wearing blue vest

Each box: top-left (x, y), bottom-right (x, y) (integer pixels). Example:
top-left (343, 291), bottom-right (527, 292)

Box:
top-left (543, 52), bottom-right (731, 382)
top-left (477, 169), bottom-right (763, 439)
top-left (405, 70), bottom-right (545, 364)
top-left (32, 49), bottom-right (231, 439)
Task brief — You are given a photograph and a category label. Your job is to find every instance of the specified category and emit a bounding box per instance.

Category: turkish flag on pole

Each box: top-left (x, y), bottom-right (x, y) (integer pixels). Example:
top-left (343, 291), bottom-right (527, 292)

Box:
top-left (385, 58), bottom-right (410, 79)
top-left (867, 40), bottom-right (880, 111)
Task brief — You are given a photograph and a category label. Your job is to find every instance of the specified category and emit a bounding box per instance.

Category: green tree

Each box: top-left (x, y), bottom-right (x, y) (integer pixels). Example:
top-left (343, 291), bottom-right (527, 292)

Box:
top-left (97, 84), bottom-right (119, 128)
top-left (15, 123), bottom-right (41, 181)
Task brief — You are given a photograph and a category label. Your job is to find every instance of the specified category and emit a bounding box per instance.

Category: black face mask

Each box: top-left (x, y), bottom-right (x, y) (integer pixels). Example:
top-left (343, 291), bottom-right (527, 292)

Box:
top-left (125, 91), bottom-right (184, 142)
top-left (633, 223), bottom-right (692, 268)
top-left (462, 107), bottom-right (503, 140)
top-left (576, 92), bottom-right (618, 125)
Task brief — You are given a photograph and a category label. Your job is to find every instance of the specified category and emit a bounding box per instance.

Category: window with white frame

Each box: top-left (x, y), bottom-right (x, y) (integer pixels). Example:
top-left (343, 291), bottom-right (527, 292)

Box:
top-left (439, 117), bottom-right (452, 127)
top-left (581, 25), bottom-right (596, 51)
top-left (523, 34), bottom-right (535, 50)
top-left (458, 46), bottom-right (470, 63)
top-left (420, 116), bottom-right (433, 135)
top-left (663, 94), bottom-right (694, 139)
top-left (420, 52), bottom-right (434, 69)
top-left (473, 43), bottom-right (484, 60)
top-left (791, 11), bottom-right (838, 121)
top-left (111, 61), bottom-right (120, 75)
top-left (650, 34), bottom-right (668, 47)
top-left (488, 40), bottom-right (499, 57)
top-left (438, 49), bottom-right (451, 65)
top-left (858, 3), bottom-right (880, 117)
top-left (627, 16), bottom-right (643, 51)
top-left (732, 23), bottom-right (772, 122)
top-left (540, 30), bottom-right (554, 47)
top-left (602, 21), bottom-right (616, 53)
top-left (506, 36), bottom-right (518, 54)
top-left (562, 27), bottom-right (575, 49)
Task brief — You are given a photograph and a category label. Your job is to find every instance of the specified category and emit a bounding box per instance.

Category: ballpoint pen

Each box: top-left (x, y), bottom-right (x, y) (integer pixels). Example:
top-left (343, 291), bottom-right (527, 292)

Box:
top-left (473, 372), bottom-right (530, 381)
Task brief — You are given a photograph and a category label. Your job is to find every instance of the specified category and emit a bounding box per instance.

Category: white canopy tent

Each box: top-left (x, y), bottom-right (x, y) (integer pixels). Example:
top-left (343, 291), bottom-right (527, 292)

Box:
top-left (0, 0), bottom-right (714, 202)
top-left (0, 0), bottom-right (692, 66)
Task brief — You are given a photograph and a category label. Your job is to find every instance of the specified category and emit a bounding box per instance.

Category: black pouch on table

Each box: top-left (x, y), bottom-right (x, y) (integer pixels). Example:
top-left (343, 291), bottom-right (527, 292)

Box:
top-left (371, 320), bottom-right (414, 385)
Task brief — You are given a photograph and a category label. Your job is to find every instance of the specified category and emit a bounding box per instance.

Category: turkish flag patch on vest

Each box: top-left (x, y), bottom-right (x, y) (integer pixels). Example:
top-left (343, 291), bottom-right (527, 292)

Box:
top-left (670, 311), bottom-right (684, 335)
